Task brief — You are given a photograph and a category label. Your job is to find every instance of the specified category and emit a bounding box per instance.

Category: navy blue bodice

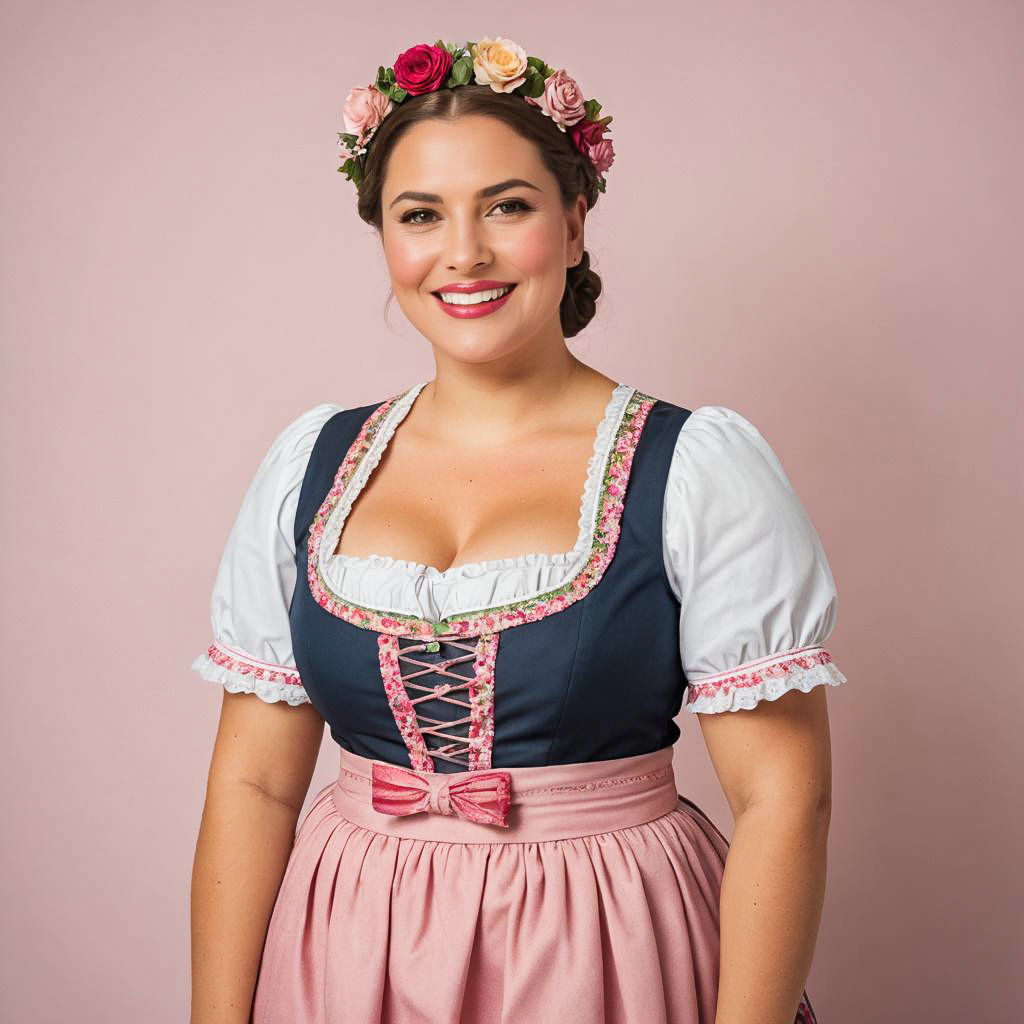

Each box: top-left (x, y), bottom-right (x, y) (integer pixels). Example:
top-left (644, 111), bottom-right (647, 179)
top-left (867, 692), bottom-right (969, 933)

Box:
top-left (289, 388), bottom-right (693, 773)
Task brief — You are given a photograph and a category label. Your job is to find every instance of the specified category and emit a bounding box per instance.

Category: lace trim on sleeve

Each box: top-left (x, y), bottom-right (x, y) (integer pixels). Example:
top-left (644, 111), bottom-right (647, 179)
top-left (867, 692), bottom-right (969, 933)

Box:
top-left (190, 640), bottom-right (310, 706)
top-left (685, 644), bottom-right (847, 714)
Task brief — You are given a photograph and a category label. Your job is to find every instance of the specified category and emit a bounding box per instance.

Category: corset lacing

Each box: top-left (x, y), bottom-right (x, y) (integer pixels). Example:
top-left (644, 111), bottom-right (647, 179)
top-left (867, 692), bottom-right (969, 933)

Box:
top-left (377, 631), bottom-right (500, 772)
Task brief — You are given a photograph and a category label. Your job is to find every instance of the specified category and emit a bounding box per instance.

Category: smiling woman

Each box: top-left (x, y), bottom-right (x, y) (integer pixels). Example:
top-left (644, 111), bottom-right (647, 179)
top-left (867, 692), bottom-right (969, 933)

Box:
top-left (355, 82), bottom-right (605, 340)
top-left (189, 35), bottom-right (841, 1024)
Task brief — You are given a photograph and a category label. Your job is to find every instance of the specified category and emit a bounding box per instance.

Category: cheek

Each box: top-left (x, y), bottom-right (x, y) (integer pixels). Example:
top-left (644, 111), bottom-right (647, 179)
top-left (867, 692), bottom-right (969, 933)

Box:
top-left (507, 220), bottom-right (564, 276)
top-left (385, 237), bottom-right (433, 290)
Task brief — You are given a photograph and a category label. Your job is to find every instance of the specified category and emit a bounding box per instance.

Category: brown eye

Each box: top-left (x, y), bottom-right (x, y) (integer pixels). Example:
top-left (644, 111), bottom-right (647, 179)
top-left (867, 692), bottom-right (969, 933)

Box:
top-left (493, 199), bottom-right (531, 215)
top-left (400, 209), bottom-right (437, 225)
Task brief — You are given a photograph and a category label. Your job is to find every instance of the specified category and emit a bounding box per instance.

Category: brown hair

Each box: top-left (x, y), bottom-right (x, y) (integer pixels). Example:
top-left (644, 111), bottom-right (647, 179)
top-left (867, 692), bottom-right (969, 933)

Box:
top-left (353, 84), bottom-right (604, 338)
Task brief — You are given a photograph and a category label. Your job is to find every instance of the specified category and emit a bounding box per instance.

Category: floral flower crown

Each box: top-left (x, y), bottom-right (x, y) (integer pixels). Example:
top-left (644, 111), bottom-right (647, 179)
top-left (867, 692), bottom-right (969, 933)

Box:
top-left (338, 36), bottom-right (615, 193)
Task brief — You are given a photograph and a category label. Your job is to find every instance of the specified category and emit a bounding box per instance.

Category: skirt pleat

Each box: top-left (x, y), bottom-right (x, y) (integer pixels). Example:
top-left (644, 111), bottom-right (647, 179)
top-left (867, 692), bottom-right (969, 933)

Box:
top-left (251, 746), bottom-right (818, 1024)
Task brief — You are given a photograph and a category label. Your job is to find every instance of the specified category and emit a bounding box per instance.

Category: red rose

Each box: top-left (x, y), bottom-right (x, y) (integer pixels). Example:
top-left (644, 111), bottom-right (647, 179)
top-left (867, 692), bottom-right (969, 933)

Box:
top-left (570, 118), bottom-right (615, 174)
top-left (393, 43), bottom-right (453, 96)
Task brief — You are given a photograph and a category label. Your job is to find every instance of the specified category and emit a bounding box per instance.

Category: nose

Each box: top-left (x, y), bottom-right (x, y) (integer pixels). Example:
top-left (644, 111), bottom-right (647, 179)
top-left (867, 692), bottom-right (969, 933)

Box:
top-left (442, 210), bottom-right (492, 272)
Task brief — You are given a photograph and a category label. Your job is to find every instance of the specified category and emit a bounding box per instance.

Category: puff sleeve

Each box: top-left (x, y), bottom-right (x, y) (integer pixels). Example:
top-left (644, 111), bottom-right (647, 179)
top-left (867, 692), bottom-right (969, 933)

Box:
top-left (190, 403), bottom-right (343, 705)
top-left (663, 405), bottom-right (848, 713)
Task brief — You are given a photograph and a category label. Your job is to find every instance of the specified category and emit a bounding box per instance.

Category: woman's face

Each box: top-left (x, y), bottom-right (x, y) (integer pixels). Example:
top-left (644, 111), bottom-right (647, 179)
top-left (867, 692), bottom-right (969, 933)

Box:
top-left (379, 114), bottom-right (586, 365)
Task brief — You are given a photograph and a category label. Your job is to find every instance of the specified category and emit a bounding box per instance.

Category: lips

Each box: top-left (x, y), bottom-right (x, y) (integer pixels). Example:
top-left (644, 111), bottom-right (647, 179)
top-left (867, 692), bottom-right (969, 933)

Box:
top-left (432, 283), bottom-right (515, 303)
top-left (432, 282), bottom-right (517, 319)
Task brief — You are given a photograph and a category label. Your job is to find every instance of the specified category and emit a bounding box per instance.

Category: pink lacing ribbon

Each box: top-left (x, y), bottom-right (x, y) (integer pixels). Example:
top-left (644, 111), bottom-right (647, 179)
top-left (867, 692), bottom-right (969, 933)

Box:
top-left (395, 637), bottom-right (484, 766)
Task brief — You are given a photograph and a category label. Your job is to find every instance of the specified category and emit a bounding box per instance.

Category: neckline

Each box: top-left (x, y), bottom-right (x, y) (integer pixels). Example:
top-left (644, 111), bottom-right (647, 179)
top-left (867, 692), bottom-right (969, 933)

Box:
top-left (306, 385), bottom-right (658, 638)
top-left (321, 379), bottom-right (635, 581)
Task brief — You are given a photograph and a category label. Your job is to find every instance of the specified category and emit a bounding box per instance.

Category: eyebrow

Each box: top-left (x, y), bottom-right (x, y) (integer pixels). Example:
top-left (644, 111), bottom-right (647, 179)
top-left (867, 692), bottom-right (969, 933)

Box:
top-left (388, 178), bottom-right (542, 209)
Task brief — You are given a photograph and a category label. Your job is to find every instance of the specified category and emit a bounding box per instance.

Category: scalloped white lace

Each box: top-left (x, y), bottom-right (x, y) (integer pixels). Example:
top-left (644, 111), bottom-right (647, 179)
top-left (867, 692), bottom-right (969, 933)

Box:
top-left (317, 382), bottom-right (635, 619)
top-left (685, 661), bottom-right (847, 713)
top-left (190, 652), bottom-right (311, 706)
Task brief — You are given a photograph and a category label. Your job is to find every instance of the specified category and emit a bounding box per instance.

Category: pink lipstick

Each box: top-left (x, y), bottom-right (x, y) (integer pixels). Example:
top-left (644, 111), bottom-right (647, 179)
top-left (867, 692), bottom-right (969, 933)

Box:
top-left (431, 281), bottom-right (517, 319)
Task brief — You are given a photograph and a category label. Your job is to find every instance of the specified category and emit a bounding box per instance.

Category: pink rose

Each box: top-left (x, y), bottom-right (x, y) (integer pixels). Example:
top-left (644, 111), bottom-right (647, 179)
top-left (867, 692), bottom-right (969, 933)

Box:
top-left (587, 138), bottom-right (615, 175)
top-left (393, 43), bottom-right (453, 96)
top-left (525, 69), bottom-right (586, 130)
top-left (343, 85), bottom-right (393, 145)
top-left (571, 118), bottom-right (615, 174)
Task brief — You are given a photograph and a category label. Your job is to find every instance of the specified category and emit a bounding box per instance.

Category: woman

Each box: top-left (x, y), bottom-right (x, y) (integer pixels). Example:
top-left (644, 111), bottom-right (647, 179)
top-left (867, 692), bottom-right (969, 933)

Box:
top-left (189, 37), bottom-right (846, 1024)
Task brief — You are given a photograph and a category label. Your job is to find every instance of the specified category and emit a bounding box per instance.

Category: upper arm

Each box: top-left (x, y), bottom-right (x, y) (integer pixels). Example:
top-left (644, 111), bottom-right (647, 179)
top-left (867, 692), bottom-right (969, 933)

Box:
top-left (662, 405), bottom-right (847, 814)
top-left (697, 685), bottom-right (833, 818)
top-left (190, 402), bottom-right (342, 801)
top-left (210, 690), bottom-right (326, 813)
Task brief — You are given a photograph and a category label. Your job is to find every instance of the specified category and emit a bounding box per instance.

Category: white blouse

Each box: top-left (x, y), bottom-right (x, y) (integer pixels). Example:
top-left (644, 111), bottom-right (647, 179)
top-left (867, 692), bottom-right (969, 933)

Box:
top-left (191, 383), bottom-right (848, 713)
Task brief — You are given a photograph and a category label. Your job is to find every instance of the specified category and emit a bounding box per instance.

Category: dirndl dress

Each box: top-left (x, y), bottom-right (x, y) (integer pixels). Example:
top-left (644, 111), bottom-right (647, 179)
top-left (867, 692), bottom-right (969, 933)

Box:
top-left (191, 381), bottom-right (848, 1023)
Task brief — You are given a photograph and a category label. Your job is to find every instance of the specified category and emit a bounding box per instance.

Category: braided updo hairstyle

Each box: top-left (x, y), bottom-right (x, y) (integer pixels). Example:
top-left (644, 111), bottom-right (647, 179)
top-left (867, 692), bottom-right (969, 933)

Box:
top-left (353, 83), bottom-right (603, 338)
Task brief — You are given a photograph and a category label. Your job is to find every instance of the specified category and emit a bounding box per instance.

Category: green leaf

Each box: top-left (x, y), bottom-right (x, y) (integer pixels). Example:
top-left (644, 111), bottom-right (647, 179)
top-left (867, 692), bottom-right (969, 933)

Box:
top-left (339, 156), bottom-right (362, 184)
top-left (391, 85), bottom-right (408, 102)
top-left (518, 68), bottom-right (546, 99)
top-left (451, 56), bottom-right (473, 85)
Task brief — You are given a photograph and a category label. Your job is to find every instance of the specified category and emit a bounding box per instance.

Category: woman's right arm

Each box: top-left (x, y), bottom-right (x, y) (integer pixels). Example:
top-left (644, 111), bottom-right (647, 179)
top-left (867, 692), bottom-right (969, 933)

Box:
top-left (190, 691), bottom-right (325, 1024)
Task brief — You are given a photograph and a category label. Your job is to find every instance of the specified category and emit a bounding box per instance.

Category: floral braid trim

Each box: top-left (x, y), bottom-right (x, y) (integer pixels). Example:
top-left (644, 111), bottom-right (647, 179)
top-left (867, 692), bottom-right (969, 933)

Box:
top-left (307, 389), bottom-right (657, 640)
top-left (795, 992), bottom-right (818, 1024)
top-left (466, 633), bottom-right (500, 770)
top-left (377, 633), bottom-right (434, 772)
top-left (203, 640), bottom-right (304, 688)
top-left (191, 641), bottom-right (309, 706)
top-left (685, 646), bottom-right (848, 714)
top-left (338, 37), bottom-right (614, 192)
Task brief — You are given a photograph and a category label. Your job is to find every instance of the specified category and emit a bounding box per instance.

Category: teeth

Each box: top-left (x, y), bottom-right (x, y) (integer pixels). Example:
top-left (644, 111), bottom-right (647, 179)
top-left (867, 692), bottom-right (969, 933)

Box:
top-left (437, 286), bottom-right (512, 305)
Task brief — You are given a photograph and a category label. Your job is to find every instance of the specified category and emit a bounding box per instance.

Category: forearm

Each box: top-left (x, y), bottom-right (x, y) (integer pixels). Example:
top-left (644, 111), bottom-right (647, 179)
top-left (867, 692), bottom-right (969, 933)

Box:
top-left (190, 779), bottom-right (301, 1024)
top-left (714, 799), bottom-right (830, 1024)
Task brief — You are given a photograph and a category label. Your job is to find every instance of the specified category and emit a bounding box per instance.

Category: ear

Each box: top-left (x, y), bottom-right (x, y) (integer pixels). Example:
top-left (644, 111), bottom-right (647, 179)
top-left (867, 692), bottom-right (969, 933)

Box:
top-left (565, 193), bottom-right (587, 253)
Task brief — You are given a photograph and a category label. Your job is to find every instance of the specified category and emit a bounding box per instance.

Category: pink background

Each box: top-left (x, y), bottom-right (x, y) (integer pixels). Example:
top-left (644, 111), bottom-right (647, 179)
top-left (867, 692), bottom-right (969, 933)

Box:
top-left (2, 2), bottom-right (1021, 1020)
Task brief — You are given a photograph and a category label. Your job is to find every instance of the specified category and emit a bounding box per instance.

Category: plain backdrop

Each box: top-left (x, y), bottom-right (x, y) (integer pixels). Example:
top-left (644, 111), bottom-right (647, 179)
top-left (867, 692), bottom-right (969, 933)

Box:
top-left (1, 1), bottom-right (1021, 1021)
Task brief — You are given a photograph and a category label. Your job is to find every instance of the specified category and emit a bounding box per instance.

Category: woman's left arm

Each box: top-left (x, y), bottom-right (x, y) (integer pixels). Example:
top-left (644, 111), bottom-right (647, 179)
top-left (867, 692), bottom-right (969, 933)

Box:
top-left (698, 684), bottom-right (834, 1024)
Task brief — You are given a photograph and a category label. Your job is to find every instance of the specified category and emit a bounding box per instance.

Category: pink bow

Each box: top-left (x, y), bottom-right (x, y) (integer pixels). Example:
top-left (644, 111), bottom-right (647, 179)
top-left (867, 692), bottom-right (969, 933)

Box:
top-left (370, 761), bottom-right (512, 828)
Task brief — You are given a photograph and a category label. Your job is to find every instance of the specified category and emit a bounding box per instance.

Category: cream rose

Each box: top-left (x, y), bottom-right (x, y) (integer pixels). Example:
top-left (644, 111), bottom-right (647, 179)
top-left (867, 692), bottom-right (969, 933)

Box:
top-left (471, 37), bottom-right (529, 93)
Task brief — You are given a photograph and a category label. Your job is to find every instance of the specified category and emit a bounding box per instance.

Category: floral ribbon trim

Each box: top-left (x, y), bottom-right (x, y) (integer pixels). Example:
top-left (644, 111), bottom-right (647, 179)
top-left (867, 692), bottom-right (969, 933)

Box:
top-left (203, 640), bottom-right (304, 688)
top-left (685, 646), bottom-right (847, 713)
top-left (307, 387), bottom-right (657, 640)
